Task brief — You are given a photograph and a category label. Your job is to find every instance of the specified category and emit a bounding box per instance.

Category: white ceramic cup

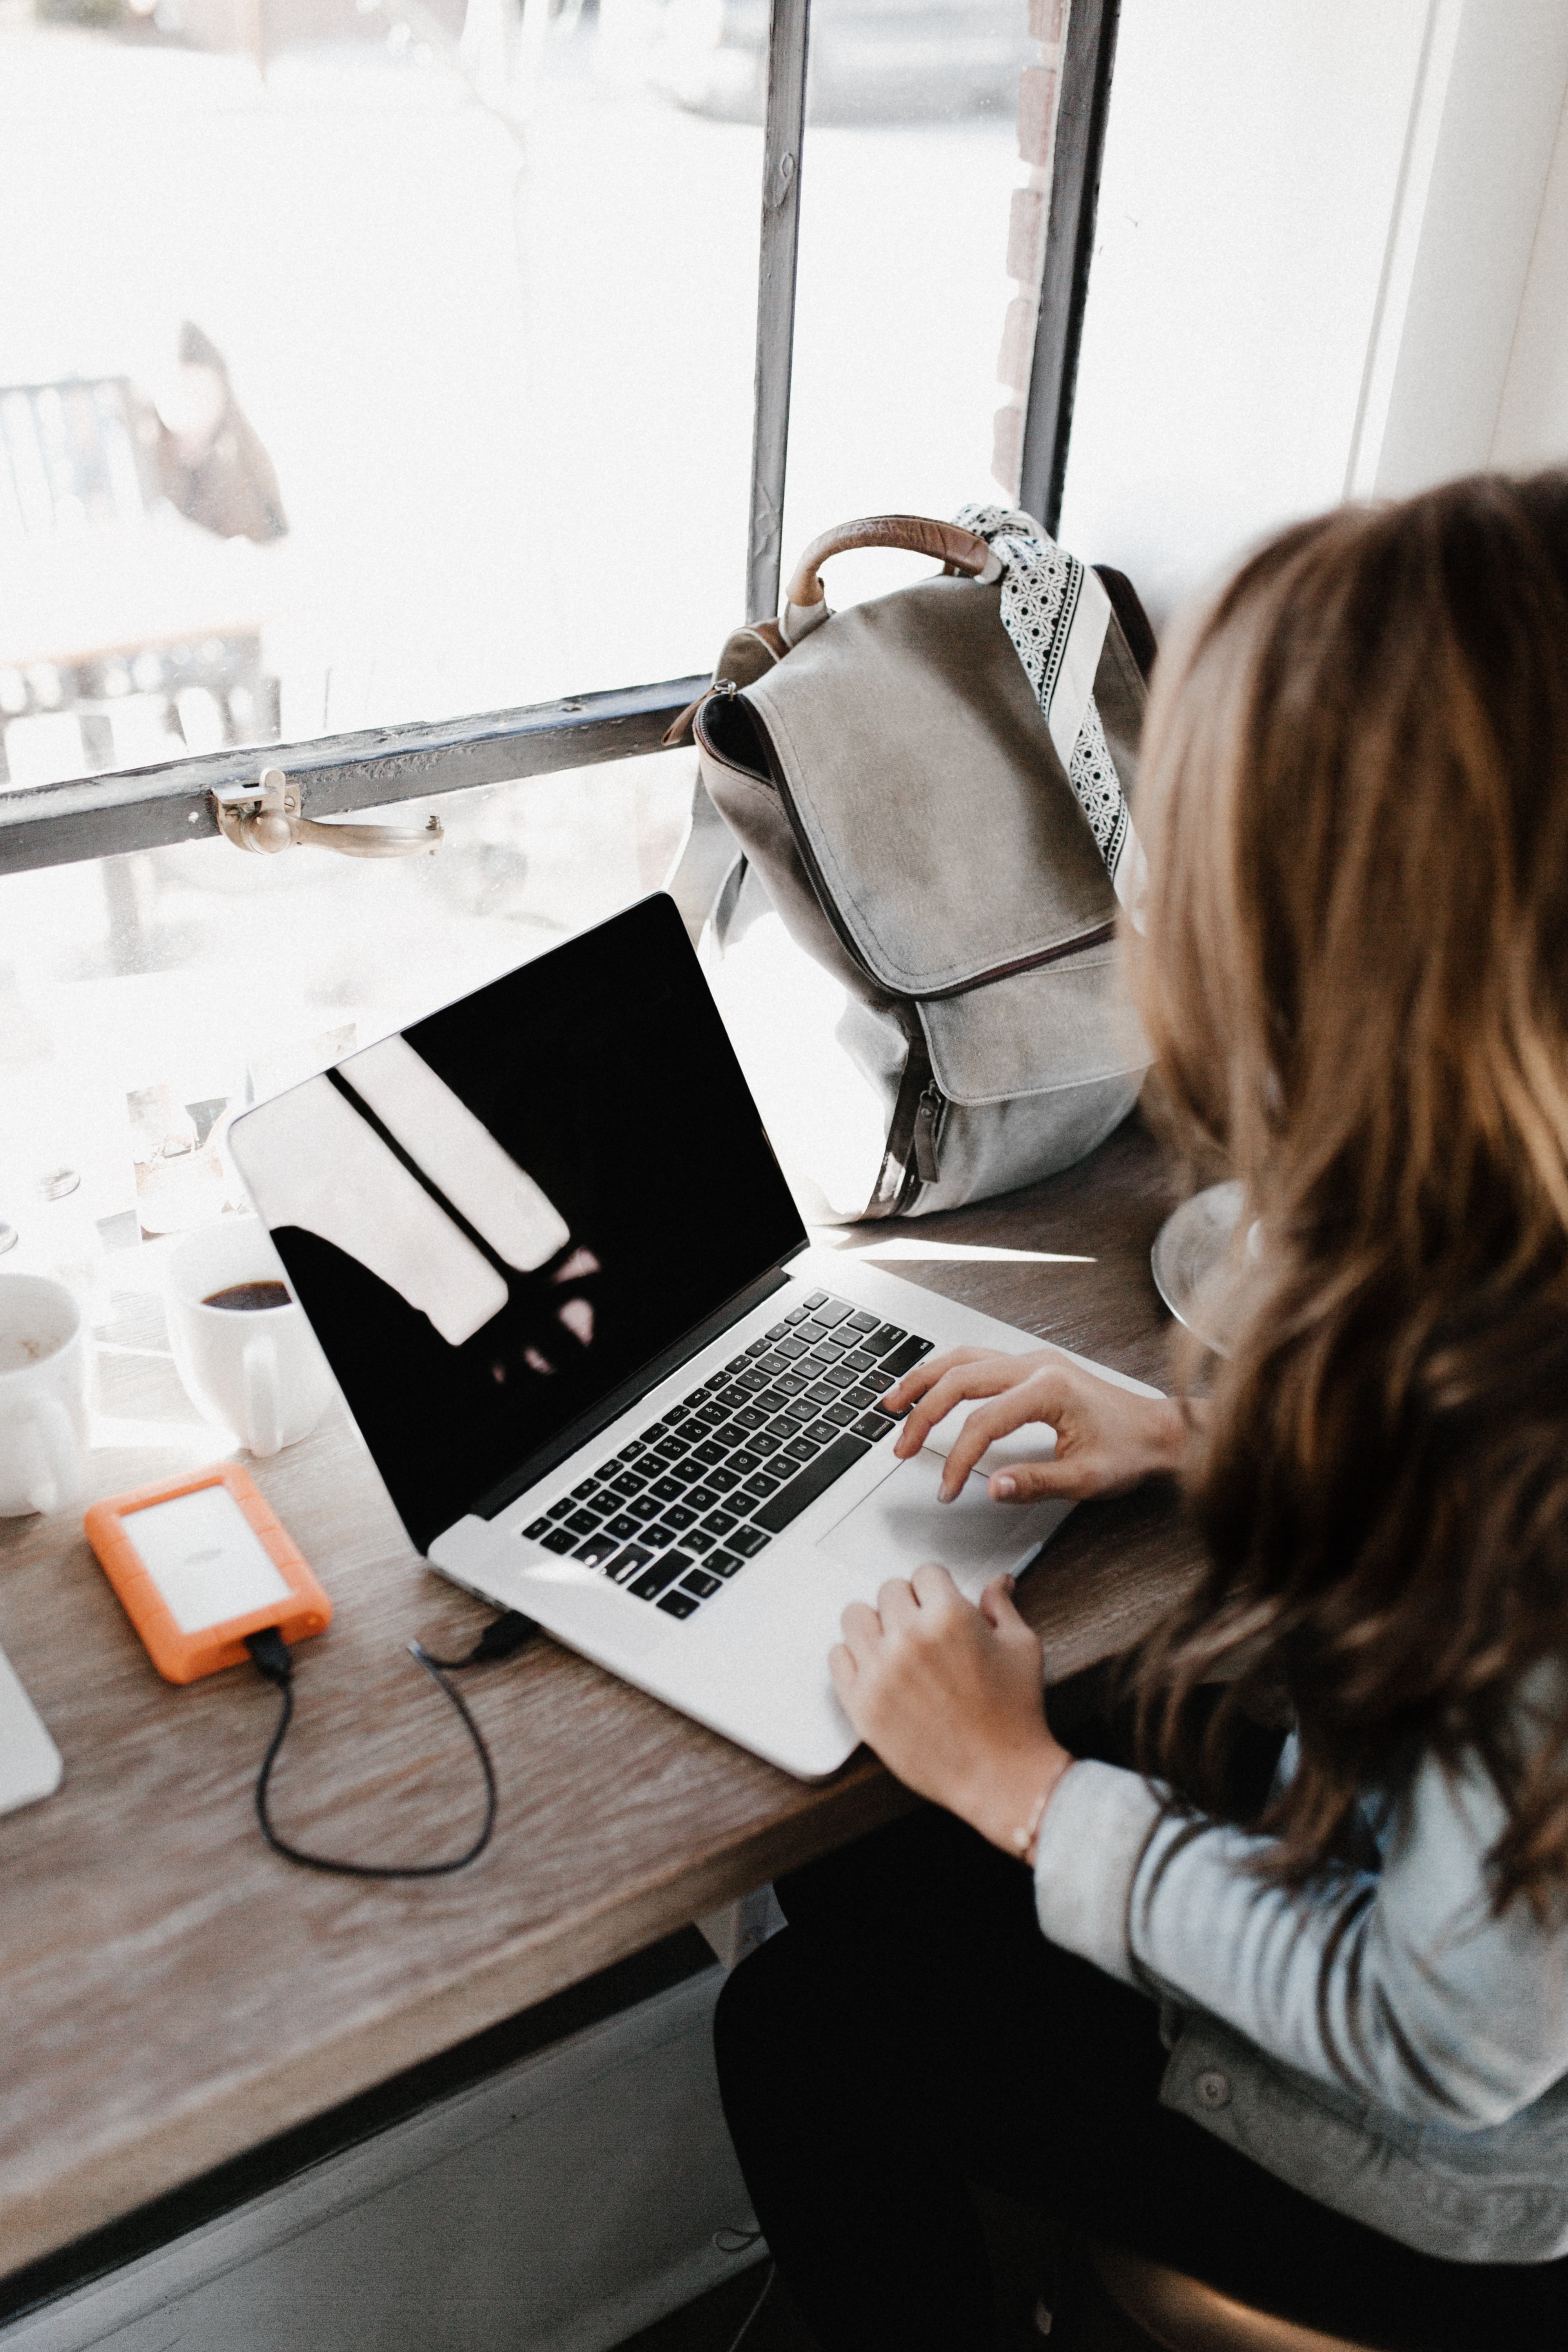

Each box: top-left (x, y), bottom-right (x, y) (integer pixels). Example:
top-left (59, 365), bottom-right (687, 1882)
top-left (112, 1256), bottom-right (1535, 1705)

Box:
top-left (164, 1216), bottom-right (334, 1458)
top-left (0, 1274), bottom-right (90, 1516)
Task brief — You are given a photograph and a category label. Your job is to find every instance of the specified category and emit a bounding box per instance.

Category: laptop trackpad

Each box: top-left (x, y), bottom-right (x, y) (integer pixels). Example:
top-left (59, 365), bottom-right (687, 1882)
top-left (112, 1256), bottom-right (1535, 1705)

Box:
top-left (816, 1446), bottom-right (1069, 1598)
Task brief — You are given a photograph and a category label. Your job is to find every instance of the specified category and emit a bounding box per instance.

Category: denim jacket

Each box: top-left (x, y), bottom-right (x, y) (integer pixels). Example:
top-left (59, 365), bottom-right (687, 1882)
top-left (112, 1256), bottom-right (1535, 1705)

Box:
top-left (1033, 1734), bottom-right (1568, 2263)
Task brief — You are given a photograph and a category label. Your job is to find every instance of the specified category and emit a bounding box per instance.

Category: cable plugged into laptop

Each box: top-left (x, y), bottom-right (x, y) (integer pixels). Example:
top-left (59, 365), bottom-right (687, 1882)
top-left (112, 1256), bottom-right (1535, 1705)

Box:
top-left (244, 1611), bottom-right (538, 1880)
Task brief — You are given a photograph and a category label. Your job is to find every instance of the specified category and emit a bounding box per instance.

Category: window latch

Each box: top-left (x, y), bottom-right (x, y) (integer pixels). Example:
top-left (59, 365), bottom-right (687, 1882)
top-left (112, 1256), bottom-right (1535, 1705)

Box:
top-left (211, 768), bottom-right (443, 859)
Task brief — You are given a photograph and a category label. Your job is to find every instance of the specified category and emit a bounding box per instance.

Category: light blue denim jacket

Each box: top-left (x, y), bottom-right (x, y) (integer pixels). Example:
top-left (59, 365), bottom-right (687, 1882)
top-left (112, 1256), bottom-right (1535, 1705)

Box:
top-left (1033, 1733), bottom-right (1568, 2263)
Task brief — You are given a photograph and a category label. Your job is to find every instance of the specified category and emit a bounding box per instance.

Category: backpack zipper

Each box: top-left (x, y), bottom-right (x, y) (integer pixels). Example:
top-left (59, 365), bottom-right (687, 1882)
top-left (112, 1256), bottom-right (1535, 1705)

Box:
top-left (912, 1083), bottom-right (944, 1185)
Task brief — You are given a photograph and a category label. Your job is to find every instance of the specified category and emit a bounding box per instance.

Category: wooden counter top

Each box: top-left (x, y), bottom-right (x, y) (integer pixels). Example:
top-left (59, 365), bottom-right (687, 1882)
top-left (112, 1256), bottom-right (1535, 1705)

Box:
top-left (0, 1114), bottom-right (1199, 2278)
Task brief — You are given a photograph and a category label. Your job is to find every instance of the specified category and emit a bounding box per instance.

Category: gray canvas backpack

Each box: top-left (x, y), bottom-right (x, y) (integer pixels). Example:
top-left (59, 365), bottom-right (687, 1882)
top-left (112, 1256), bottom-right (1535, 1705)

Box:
top-left (665, 510), bottom-right (1155, 1222)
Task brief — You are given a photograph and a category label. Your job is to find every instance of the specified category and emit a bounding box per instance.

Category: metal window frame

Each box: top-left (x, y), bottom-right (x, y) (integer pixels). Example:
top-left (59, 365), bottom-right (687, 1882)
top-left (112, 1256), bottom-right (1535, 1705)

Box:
top-left (0, 0), bottom-right (1115, 880)
top-left (1018, 0), bottom-right (1121, 537)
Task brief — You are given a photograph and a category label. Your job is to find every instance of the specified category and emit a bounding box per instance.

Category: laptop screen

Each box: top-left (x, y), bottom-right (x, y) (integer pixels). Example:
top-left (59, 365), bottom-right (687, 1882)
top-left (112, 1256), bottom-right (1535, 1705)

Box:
top-left (230, 894), bottom-right (807, 1552)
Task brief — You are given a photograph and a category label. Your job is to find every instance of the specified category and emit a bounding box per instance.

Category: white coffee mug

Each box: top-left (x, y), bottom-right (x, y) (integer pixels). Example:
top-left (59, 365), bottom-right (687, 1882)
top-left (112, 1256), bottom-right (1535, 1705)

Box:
top-left (164, 1216), bottom-right (335, 1458)
top-left (0, 1274), bottom-right (90, 1516)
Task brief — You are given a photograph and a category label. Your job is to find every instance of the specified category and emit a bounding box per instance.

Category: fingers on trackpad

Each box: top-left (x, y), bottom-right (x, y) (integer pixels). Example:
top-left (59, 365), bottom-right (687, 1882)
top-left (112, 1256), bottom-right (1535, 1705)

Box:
top-left (816, 1446), bottom-right (1067, 1581)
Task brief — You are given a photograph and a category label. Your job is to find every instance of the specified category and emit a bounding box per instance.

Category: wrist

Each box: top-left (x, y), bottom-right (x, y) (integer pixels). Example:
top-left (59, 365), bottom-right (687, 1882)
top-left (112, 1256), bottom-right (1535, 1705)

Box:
top-left (962, 1737), bottom-right (1074, 1862)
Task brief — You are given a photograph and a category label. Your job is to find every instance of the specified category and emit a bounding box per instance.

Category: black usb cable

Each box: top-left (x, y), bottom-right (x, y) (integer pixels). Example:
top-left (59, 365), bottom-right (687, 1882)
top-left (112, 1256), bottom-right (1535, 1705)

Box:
top-left (244, 1611), bottom-right (538, 1879)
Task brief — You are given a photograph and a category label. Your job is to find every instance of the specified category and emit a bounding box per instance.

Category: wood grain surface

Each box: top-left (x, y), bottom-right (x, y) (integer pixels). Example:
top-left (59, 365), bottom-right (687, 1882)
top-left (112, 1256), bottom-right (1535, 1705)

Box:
top-left (0, 1114), bottom-right (1198, 2277)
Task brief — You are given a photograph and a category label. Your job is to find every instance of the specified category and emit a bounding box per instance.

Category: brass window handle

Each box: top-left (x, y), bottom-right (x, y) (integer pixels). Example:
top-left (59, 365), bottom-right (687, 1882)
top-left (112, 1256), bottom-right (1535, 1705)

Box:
top-left (211, 769), bottom-right (442, 858)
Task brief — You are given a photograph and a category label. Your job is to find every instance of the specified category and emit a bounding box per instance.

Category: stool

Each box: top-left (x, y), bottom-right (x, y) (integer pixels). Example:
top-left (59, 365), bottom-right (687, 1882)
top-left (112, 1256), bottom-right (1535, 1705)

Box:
top-left (1089, 2241), bottom-right (1390, 2352)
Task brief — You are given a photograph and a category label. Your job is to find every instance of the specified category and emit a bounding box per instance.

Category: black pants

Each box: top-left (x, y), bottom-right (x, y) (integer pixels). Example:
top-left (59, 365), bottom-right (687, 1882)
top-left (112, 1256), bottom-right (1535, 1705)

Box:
top-left (714, 1805), bottom-right (1568, 2352)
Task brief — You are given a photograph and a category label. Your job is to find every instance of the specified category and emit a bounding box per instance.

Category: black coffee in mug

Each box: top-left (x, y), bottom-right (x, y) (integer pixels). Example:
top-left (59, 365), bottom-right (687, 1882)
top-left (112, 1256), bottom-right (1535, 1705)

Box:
top-left (203, 1280), bottom-right (292, 1312)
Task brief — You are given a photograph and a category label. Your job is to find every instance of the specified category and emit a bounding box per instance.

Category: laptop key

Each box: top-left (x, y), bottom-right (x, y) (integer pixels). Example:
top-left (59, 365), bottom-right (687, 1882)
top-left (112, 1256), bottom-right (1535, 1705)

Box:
top-left (843, 1348), bottom-right (880, 1377)
top-left (709, 1548), bottom-right (745, 1577)
top-left (845, 1382), bottom-right (889, 1412)
top-left (705, 1467), bottom-right (740, 1495)
top-left (628, 1495), bottom-right (661, 1523)
top-left (880, 1336), bottom-right (935, 1380)
top-left (805, 1418), bottom-right (841, 1445)
top-left (629, 1552), bottom-right (689, 1600)
top-left (823, 1401), bottom-right (858, 1429)
top-left (846, 1310), bottom-right (880, 1334)
top-left (731, 1524), bottom-right (771, 1557)
top-left (564, 1510), bottom-right (601, 1537)
top-left (783, 1436), bottom-right (819, 1465)
top-left (745, 1337), bottom-right (773, 1357)
top-left (539, 1526), bottom-right (579, 1555)
top-left (742, 1471), bottom-right (781, 1499)
top-left (773, 1335), bottom-right (809, 1360)
top-left (803, 1291), bottom-right (829, 1309)
top-left (610, 1472), bottom-right (646, 1499)
top-left (780, 1396), bottom-right (815, 1425)
top-left (657, 1590), bottom-right (701, 1619)
top-left (681, 1568), bottom-right (723, 1599)
top-left (753, 1434), bottom-right (871, 1533)
top-left (644, 1522), bottom-right (683, 1549)
top-left (547, 1496), bottom-right (576, 1519)
top-left (664, 1503), bottom-right (697, 1530)
top-left (605, 1513), bottom-right (641, 1542)
top-left (820, 1363), bottom-right (858, 1390)
top-left (715, 1385), bottom-right (751, 1412)
top-left (812, 1298), bottom-right (850, 1325)
top-left (575, 1531), bottom-right (623, 1567)
top-left (686, 1484), bottom-right (721, 1513)
top-left (616, 1440), bottom-right (650, 1461)
top-left (683, 1527), bottom-right (716, 1554)
top-left (855, 1410), bottom-right (898, 1441)
top-left (864, 1323), bottom-right (909, 1357)
top-left (702, 1508), bottom-right (740, 1537)
top-left (571, 1478), bottom-right (600, 1500)
top-left (692, 1439), bottom-right (726, 1466)
top-left (733, 1405), bottom-right (768, 1431)
top-left (804, 1382), bottom-right (839, 1407)
top-left (646, 1475), bottom-right (682, 1503)
top-left (729, 1448), bottom-right (762, 1476)
top-left (523, 1516), bottom-right (553, 1540)
top-left (752, 1429), bottom-right (784, 1454)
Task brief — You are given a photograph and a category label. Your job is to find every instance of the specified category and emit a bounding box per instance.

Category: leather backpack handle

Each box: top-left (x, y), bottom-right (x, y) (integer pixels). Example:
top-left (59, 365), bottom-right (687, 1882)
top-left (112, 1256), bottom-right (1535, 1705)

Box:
top-left (783, 514), bottom-right (1001, 613)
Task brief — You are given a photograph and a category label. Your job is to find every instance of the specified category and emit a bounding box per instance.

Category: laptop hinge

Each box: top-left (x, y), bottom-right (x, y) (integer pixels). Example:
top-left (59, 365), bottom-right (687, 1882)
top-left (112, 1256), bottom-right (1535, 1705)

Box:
top-left (467, 1261), bottom-right (797, 1527)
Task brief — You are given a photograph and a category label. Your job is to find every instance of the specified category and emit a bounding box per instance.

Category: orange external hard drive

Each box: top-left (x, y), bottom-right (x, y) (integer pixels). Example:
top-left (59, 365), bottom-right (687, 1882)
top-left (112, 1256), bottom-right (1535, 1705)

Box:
top-left (85, 1464), bottom-right (332, 1684)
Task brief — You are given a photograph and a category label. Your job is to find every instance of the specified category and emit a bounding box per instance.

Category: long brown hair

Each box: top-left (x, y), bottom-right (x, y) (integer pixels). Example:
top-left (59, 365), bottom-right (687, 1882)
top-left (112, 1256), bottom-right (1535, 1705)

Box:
top-left (1127, 470), bottom-right (1568, 1915)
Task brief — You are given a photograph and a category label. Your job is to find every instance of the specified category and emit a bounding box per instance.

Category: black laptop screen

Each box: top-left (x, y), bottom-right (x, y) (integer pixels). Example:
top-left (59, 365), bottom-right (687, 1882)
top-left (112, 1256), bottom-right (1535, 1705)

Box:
top-left (231, 894), bottom-right (807, 1552)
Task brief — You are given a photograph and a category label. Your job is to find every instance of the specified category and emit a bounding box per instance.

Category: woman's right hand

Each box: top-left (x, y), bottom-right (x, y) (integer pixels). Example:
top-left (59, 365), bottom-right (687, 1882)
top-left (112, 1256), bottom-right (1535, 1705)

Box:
top-left (883, 1345), bottom-right (1191, 1505)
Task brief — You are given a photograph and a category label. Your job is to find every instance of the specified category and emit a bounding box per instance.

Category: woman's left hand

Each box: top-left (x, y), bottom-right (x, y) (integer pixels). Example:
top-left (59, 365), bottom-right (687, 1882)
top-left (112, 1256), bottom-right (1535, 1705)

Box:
top-left (829, 1565), bottom-right (1074, 1858)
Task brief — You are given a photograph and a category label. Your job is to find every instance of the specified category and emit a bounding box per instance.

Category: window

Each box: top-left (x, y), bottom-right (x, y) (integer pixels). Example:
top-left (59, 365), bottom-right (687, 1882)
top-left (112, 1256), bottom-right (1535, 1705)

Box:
top-left (0, 0), bottom-right (1115, 1250)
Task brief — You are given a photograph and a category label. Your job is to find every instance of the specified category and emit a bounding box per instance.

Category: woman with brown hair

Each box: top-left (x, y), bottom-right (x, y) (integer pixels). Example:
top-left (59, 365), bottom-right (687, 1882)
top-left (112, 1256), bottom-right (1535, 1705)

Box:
top-left (713, 470), bottom-right (1568, 2350)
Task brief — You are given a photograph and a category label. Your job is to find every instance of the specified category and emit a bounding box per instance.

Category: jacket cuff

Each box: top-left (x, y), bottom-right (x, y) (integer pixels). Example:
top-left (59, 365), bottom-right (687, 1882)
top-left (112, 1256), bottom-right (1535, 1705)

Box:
top-left (1033, 1758), bottom-right (1164, 1987)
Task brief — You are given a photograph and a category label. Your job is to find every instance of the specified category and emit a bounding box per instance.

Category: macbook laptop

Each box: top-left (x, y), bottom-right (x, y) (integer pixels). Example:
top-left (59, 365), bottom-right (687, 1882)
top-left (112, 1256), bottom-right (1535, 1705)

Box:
top-left (229, 892), bottom-right (1158, 1778)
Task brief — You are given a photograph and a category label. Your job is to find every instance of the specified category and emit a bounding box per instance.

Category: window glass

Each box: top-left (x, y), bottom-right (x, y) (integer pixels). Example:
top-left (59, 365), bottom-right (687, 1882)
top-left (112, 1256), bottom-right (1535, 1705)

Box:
top-left (776, 0), bottom-right (1033, 622)
top-left (0, 2), bottom-right (762, 791)
top-left (0, 751), bottom-right (691, 1266)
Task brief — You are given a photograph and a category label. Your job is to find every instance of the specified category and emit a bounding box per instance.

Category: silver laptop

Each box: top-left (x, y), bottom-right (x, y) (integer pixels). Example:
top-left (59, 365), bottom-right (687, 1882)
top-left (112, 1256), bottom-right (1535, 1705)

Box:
top-left (229, 893), bottom-right (1155, 1779)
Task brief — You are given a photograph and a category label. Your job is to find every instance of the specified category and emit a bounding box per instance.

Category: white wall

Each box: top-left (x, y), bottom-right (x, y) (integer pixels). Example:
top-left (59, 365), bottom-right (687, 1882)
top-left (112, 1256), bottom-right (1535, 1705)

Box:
top-left (1493, 78), bottom-right (1568, 470)
top-left (0, 1972), bottom-right (759, 2352)
top-left (1058, 0), bottom-right (1568, 629)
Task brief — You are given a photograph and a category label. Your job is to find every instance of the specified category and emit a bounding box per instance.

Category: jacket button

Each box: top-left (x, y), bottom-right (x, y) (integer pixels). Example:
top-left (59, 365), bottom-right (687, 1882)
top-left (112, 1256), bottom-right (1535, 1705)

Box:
top-left (1195, 2069), bottom-right (1231, 2111)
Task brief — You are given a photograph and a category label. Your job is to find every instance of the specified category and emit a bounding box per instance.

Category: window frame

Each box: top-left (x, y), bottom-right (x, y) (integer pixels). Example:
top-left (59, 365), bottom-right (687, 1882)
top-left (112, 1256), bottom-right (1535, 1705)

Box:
top-left (0, 0), bottom-right (1118, 881)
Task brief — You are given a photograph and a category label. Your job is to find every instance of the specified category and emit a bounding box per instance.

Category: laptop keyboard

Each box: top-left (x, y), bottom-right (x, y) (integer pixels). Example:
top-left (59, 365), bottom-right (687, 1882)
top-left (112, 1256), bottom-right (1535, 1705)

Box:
top-left (521, 1290), bottom-right (933, 1622)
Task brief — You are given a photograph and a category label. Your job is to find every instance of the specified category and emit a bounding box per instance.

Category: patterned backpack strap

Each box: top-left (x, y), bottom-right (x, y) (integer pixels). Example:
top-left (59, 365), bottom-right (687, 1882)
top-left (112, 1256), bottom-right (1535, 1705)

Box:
top-left (956, 503), bottom-right (1149, 930)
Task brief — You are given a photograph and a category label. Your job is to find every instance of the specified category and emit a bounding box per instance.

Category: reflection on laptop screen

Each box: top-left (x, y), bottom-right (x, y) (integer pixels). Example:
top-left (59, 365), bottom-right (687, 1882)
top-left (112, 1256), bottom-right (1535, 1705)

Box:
top-left (231, 895), bottom-right (806, 1552)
